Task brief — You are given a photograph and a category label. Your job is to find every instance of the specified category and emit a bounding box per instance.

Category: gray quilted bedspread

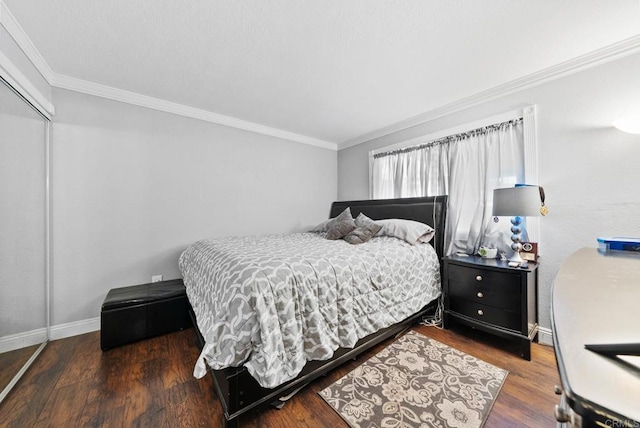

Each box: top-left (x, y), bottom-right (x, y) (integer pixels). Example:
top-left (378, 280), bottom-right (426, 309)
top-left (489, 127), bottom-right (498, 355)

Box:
top-left (179, 232), bottom-right (441, 388)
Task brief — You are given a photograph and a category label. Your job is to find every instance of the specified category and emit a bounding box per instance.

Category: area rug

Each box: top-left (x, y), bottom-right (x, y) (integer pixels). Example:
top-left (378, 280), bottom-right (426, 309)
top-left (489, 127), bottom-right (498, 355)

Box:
top-left (319, 331), bottom-right (508, 428)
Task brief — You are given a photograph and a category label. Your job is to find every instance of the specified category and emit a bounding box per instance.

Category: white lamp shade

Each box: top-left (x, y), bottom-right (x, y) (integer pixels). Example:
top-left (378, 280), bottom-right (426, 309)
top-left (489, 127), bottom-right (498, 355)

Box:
top-left (492, 186), bottom-right (542, 217)
top-left (613, 115), bottom-right (640, 134)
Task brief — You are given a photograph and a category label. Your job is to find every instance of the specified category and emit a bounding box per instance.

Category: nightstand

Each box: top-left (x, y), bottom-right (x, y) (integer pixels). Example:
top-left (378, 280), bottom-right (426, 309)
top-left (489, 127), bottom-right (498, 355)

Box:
top-left (443, 254), bottom-right (538, 360)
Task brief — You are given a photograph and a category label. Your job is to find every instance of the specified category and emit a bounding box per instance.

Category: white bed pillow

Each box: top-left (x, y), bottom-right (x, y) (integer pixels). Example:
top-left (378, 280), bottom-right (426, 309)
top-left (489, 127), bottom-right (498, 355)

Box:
top-left (375, 218), bottom-right (435, 245)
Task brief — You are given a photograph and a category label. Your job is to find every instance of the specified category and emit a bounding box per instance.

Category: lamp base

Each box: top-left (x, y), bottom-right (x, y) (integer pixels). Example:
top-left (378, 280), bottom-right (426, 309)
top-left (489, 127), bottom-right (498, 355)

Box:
top-left (509, 251), bottom-right (524, 264)
top-left (509, 216), bottom-right (524, 265)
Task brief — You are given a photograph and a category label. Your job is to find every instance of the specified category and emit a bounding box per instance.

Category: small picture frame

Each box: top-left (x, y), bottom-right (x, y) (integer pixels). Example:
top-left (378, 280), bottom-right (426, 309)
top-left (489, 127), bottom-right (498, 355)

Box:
top-left (521, 242), bottom-right (538, 262)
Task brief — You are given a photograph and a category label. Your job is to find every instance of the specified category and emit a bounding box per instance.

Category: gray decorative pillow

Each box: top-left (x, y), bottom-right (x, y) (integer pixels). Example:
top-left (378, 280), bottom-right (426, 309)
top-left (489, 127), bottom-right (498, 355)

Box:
top-left (344, 213), bottom-right (383, 244)
top-left (309, 219), bottom-right (329, 233)
top-left (325, 207), bottom-right (356, 240)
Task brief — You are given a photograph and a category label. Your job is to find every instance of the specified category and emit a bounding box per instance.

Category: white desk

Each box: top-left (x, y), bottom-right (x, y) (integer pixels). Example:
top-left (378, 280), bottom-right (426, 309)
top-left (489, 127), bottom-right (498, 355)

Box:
top-left (552, 247), bottom-right (640, 426)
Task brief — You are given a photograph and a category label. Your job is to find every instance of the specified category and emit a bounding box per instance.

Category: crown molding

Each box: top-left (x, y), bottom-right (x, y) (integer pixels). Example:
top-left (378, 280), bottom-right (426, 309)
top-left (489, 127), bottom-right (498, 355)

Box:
top-left (51, 73), bottom-right (337, 150)
top-left (0, 1), bottom-right (54, 83)
top-left (3, 0), bottom-right (638, 152)
top-left (0, 0), bottom-right (336, 150)
top-left (0, 49), bottom-right (54, 118)
top-left (0, 1), bottom-right (54, 117)
top-left (339, 34), bottom-right (640, 150)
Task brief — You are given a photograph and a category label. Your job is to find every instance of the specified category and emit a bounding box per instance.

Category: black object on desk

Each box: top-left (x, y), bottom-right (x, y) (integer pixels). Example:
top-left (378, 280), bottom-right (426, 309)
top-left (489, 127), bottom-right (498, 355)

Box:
top-left (585, 343), bottom-right (640, 357)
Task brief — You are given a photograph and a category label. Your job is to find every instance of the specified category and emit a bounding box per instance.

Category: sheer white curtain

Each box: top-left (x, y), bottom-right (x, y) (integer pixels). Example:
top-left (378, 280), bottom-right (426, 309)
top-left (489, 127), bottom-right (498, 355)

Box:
top-left (372, 119), bottom-right (524, 256)
top-left (372, 141), bottom-right (450, 199)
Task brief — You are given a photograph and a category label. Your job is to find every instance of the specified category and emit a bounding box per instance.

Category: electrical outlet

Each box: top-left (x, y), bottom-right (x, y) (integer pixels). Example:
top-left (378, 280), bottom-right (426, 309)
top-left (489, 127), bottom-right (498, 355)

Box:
top-left (151, 275), bottom-right (163, 283)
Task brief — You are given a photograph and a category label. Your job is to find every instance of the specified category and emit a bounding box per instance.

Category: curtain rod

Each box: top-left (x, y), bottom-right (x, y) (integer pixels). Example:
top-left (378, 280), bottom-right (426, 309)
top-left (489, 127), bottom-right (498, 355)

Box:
top-left (373, 117), bottom-right (523, 159)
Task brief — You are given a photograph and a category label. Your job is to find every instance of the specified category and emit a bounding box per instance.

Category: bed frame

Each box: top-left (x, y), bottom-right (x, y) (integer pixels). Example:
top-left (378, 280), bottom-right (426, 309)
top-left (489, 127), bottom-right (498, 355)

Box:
top-left (189, 195), bottom-right (448, 427)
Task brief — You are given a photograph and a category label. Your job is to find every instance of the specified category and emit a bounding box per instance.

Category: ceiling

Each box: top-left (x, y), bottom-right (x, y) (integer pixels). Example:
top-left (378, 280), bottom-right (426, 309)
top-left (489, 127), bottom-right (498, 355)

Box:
top-left (4, 1), bottom-right (640, 147)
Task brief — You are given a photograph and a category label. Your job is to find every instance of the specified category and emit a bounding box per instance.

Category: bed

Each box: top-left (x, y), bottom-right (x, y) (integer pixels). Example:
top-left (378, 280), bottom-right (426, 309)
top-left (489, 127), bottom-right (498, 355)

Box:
top-left (179, 195), bottom-right (448, 427)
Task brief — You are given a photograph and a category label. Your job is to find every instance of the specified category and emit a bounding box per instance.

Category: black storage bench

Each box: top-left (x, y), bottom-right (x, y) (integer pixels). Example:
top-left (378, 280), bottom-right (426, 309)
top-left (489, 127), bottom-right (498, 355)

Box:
top-left (101, 278), bottom-right (191, 351)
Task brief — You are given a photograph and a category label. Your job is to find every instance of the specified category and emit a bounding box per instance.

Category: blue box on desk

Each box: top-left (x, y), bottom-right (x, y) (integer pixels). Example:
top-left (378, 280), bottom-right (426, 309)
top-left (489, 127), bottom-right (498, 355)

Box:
top-left (597, 237), bottom-right (640, 253)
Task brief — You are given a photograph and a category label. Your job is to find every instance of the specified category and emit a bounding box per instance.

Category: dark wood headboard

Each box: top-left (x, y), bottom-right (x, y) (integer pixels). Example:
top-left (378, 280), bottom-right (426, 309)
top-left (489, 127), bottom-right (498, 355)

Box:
top-left (329, 195), bottom-right (448, 259)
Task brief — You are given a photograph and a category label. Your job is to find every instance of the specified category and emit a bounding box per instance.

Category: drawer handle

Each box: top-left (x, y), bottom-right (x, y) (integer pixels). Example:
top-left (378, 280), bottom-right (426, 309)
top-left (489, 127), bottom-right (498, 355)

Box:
top-left (475, 275), bottom-right (483, 282)
top-left (477, 292), bottom-right (484, 298)
top-left (477, 309), bottom-right (484, 316)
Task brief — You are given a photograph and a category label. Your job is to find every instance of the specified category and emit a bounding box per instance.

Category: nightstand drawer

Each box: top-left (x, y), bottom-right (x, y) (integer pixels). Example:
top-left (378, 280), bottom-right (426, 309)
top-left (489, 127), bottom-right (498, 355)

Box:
top-left (449, 298), bottom-right (520, 331)
top-left (443, 255), bottom-right (538, 360)
top-left (448, 264), bottom-right (520, 308)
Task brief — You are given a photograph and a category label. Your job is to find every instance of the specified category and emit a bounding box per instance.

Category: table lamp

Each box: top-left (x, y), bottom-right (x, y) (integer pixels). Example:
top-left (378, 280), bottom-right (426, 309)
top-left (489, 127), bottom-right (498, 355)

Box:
top-left (492, 185), bottom-right (547, 264)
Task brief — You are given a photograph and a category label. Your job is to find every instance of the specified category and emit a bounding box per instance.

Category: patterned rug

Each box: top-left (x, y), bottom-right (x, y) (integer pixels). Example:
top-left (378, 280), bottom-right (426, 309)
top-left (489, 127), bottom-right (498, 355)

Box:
top-left (319, 331), bottom-right (508, 428)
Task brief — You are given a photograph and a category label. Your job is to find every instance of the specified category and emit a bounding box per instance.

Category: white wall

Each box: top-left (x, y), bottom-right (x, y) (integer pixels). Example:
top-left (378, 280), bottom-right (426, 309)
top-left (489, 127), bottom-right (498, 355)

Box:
top-left (51, 88), bottom-right (337, 327)
top-left (338, 52), bottom-right (640, 336)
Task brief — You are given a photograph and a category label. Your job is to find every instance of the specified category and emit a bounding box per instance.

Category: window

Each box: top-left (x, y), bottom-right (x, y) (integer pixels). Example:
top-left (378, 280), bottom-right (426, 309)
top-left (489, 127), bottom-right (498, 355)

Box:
top-left (370, 107), bottom-right (539, 256)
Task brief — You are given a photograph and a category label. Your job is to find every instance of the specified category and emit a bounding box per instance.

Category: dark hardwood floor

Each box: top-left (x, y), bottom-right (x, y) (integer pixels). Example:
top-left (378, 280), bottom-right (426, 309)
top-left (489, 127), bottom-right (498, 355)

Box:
top-left (0, 323), bottom-right (560, 427)
top-left (0, 344), bottom-right (41, 394)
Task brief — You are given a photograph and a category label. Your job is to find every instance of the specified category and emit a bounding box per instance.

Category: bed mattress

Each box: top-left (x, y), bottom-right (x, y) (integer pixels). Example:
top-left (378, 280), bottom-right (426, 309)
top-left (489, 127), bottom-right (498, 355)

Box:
top-left (179, 232), bottom-right (440, 388)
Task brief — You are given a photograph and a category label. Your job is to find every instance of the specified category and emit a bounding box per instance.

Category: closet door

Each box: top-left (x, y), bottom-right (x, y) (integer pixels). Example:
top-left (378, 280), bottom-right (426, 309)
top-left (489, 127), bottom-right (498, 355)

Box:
top-left (0, 77), bottom-right (49, 402)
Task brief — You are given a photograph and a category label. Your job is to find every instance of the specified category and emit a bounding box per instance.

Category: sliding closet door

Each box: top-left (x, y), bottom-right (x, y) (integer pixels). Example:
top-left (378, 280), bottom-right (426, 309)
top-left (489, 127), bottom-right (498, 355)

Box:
top-left (0, 77), bottom-right (48, 401)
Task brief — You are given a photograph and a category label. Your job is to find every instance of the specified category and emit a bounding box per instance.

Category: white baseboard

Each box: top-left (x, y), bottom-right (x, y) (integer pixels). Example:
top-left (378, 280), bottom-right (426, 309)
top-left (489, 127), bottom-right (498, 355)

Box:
top-left (538, 326), bottom-right (553, 346)
top-left (49, 317), bottom-right (100, 341)
top-left (1, 318), bottom-right (556, 352)
top-left (0, 317), bottom-right (101, 353)
top-left (0, 328), bottom-right (48, 354)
